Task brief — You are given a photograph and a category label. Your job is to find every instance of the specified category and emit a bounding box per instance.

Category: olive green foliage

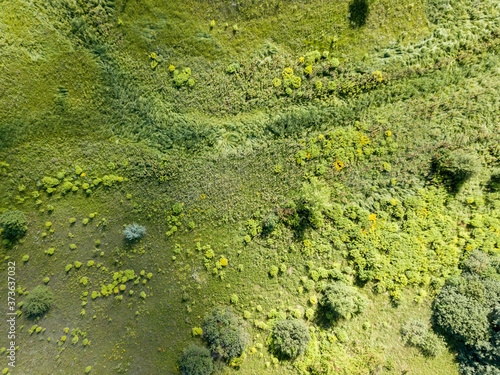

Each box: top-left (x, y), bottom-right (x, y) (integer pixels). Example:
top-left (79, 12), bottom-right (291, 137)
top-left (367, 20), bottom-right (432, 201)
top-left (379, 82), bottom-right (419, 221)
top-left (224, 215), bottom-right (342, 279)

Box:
top-left (401, 319), bottom-right (445, 357)
top-left (123, 223), bottom-right (146, 241)
top-left (24, 286), bottom-right (53, 317)
top-left (298, 177), bottom-right (332, 228)
top-left (178, 345), bottom-right (214, 375)
top-left (174, 67), bottom-right (193, 87)
top-left (321, 282), bottom-right (367, 320)
top-left (433, 251), bottom-right (500, 374)
top-left (434, 149), bottom-right (482, 186)
top-left (202, 307), bottom-right (247, 361)
top-left (270, 319), bottom-right (310, 359)
top-left (263, 212), bottom-right (280, 233)
top-left (0, 210), bottom-right (28, 238)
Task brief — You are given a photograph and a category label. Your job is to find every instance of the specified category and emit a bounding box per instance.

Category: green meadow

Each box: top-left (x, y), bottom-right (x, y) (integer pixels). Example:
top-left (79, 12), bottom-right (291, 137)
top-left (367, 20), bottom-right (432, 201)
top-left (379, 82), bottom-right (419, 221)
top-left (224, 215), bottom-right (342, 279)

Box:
top-left (0, 0), bottom-right (499, 374)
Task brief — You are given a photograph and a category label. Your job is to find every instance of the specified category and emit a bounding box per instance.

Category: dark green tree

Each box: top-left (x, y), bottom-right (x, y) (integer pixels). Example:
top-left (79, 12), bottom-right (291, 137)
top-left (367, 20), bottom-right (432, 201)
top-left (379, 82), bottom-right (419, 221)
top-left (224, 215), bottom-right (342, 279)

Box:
top-left (178, 345), bottom-right (214, 375)
top-left (202, 307), bottom-right (247, 361)
top-left (24, 286), bottom-right (53, 317)
top-left (433, 255), bottom-right (500, 374)
top-left (270, 319), bottom-right (310, 359)
top-left (322, 281), bottom-right (367, 320)
top-left (0, 210), bottom-right (28, 238)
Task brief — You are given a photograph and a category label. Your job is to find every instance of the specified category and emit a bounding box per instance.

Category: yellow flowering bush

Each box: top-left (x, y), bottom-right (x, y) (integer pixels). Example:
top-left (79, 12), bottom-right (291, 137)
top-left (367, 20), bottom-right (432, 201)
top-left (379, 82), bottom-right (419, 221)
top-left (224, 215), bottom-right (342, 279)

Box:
top-left (372, 70), bottom-right (383, 82)
top-left (282, 67), bottom-right (294, 79)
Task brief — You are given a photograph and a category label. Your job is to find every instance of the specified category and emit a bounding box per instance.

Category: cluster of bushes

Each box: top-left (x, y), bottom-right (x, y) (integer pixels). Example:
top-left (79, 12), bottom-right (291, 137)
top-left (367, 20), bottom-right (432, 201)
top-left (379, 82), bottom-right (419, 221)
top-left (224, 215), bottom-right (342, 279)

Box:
top-left (179, 307), bottom-right (247, 375)
top-left (433, 251), bottom-right (500, 374)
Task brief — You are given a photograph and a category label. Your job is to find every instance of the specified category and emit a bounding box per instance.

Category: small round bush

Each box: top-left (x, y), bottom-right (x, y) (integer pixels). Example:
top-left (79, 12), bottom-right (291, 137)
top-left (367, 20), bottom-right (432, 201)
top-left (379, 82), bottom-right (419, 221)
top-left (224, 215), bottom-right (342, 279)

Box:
top-left (401, 319), bottom-right (428, 347)
top-left (123, 223), bottom-right (146, 241)
top-left (0, 210), bottom-right (28, 238)
top-left (178, 345), bottom-right (214, 375)
top-left (202, 307), bottom-right (247, 361)
top-left (322, 282), bottom-right (367, 320)
top-left (271, 319), bottom-right (310, 359)
top-left (24, 286), bottom-right (53, 317)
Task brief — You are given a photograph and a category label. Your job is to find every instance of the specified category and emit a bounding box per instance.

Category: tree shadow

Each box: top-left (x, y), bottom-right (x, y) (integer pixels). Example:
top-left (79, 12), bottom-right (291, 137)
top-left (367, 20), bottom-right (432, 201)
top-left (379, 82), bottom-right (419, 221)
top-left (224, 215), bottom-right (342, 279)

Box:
top-left (348, 0), bottom-right (369, 28)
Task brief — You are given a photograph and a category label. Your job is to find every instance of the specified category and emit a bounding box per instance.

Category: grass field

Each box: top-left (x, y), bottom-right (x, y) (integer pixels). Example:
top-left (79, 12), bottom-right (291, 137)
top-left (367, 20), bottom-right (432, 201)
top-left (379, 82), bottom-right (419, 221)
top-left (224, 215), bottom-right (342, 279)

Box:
top-left (1, 0), bottom-right (500, 374)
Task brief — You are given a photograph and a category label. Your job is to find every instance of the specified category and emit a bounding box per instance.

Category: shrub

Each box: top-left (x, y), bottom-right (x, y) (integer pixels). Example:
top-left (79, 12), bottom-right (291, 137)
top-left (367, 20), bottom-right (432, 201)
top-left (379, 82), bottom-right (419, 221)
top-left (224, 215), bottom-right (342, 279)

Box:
top-left (462, 250), bottom-right (491, 276)
top-left (226, 63), bottom-right (240, 74)
top-left (327, 81), bottom-right (337, 91)
top-left (0, 210), bottom-right (28, 238)
top-left (270, 319), bottom-right (310, 359)
top-left (202, 307), bottom-right (247, 361)
top-left (282, 67), bottom-right (294, 79)
top-left (322, 282), bottom-right (367, 320)
top-left (401, 319), bottom-right (445, 357)
top-left (24, 286), bottom-right (53, 317)
top-left (178, 345), bottom-right (214, 375)
top-left (304, 50), bottom-right (321, 65)
top-left (291, 75), bottom-right (301, 89)
top-left (434, 149), bottom-right (482, 185)
top-left (330, 57), bottom-right (340, 67)
top-left (263, 212), bottom-right (279, 233)
top-left (433, 281), bottom-right (490, 346)
top-left (299, 177), bottom-right (332, 228)
top-left (174, 68), bottom-right (192, 87)
top-left (401, 319), bottom-right (428, 347)
top-left (433, 268), bottom-right (500, 371)
top-left (123, 223), bottom-right (146, 241)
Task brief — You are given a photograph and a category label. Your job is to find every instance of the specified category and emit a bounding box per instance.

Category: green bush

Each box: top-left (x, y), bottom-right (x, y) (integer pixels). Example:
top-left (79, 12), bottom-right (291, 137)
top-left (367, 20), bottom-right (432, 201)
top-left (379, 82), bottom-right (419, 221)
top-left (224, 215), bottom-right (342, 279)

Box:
top-left (0, 210), bottom-right (28, 238)
top-left (24, 286), bottom-right (53, 317)
top-left (433, 265), bottom-right (500, 372)
top-left (123, 223), bottom-right (146, 241)
top-left (174, 67), bottom-right (192, 87)
top-left (263, 212), bottom-right (280, 233)
top-left (401, 319), bottom-right (427, 347)
top-left (401, 319), bottom-right (445, 357)
top-left (270, 319), bottom-right (310, 359)
top-left (298, 177), bottom-right (332, 228)
top-left (433, 279), bottom-right (490, 346)
top-left (178, 345), bottom-right (214, 375)
top-left (226, 63), bottom-right (240, 74)
top-left (434, 149), bottom-right (482, 185)
top-left (463, 250), bottom-right (492, 276)
top-left (321, 281), bottom-right (367, 320)
top-left (202, 307), bottom-right (247, 361)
